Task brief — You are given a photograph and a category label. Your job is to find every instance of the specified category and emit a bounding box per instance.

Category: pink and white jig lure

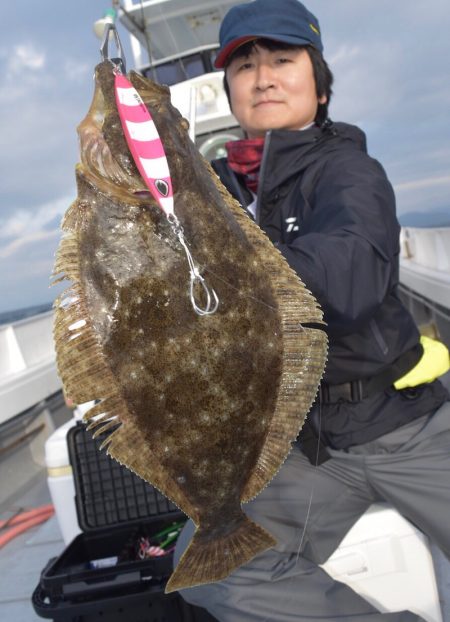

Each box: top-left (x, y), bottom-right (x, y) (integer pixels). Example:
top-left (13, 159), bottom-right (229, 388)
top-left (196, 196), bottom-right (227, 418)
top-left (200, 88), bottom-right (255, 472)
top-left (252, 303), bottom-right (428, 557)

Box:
top-left (114, 74), bottom-right (174, 219)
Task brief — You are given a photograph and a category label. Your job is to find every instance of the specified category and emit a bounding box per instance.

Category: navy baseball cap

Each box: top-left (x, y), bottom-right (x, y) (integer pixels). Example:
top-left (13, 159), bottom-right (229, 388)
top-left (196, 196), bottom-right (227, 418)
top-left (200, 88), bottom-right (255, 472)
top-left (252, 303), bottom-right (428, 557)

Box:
top-left (215, 0), bottom-right (323, 69)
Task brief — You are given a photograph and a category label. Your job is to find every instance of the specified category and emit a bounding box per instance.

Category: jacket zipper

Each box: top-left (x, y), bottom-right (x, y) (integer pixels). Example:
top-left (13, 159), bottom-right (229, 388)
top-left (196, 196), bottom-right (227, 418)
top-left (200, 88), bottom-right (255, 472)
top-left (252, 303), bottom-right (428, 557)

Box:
top-left (255, 130), bottom-right (272, 226)
top-left (229, 169), bottom-right (253, 214)
top-left (370, 318), bottom-right (389, 356)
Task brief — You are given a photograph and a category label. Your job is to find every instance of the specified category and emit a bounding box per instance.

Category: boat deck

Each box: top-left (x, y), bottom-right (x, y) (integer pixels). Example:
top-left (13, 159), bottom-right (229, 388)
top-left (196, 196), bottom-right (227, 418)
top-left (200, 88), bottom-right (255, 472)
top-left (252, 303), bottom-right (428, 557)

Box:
top-left (0, 473), bottom-right (63, 622)
top-left (0, 396), bottom-right (72, 621)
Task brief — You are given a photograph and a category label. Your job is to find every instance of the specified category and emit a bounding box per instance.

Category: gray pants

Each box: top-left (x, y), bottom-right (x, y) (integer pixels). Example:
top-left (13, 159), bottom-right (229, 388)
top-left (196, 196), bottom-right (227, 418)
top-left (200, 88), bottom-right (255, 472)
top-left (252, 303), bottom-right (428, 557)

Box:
top-left (174, 402), bottom-right (450, 621)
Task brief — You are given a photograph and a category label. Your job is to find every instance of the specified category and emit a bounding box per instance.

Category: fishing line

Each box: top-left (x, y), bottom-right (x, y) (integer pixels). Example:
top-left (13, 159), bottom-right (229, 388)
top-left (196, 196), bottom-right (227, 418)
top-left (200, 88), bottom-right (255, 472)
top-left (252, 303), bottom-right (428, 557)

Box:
top-left (295, 400), bottom-right (322, 564)
top-left (138, 0), bottom-right (157, 82)
top-left (155, 1), bottom-right (188, 81)
top-left (198, 263), bottom-right (278, 314)
top-left (116, 2), bottom-right (156, 80)
top-left (259, 400), bottom-right (322, 622)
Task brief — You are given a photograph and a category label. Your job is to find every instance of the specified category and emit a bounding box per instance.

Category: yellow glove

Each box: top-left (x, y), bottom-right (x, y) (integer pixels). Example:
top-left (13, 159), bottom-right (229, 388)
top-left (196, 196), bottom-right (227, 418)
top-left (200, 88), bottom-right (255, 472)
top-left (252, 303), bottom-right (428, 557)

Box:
top-left (394, 335), bottom-right (450, 390)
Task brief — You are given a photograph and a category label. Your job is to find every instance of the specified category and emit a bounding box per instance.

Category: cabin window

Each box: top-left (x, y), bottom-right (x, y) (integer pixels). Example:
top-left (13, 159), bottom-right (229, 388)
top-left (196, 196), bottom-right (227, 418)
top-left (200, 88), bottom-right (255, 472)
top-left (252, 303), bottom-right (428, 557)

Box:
top-left (143, 50), bottom-right (219, 86)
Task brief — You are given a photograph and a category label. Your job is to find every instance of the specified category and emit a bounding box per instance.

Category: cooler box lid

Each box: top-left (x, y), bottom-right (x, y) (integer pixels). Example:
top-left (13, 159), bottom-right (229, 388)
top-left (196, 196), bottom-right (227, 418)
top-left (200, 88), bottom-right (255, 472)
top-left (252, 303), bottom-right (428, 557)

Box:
top-left (67, 423), bottom-right (181, 533)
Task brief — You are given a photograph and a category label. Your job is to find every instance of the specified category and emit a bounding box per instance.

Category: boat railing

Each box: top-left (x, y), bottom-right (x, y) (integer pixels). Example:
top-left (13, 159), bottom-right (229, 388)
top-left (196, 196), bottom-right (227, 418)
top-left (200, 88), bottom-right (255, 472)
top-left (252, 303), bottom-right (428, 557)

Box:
top-left (401, 227), bottom-right (450, 273)
top-left (399, 227), bottom-right (450, 312)
top-left (0, 311), bottom-right (61, 425)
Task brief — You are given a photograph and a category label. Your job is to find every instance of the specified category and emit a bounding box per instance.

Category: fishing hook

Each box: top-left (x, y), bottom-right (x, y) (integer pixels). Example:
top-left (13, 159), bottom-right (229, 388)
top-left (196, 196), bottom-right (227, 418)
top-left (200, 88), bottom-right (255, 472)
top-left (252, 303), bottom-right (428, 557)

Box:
top-left (167, 214), bottom-right (219, 316)
top-left (100, 23), bottom-right (126, 74)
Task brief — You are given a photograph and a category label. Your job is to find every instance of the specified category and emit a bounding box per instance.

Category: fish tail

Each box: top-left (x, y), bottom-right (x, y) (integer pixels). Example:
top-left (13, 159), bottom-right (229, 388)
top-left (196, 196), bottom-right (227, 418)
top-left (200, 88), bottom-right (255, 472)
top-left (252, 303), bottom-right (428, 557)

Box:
top-left (165, 512), bottom-right (276, 593)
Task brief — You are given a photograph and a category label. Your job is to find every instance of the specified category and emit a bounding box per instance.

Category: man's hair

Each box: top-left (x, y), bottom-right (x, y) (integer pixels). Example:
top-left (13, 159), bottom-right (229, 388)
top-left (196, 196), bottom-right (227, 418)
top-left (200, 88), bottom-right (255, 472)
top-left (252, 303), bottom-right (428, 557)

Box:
top-left (222, 39), bottom-right (333, 127)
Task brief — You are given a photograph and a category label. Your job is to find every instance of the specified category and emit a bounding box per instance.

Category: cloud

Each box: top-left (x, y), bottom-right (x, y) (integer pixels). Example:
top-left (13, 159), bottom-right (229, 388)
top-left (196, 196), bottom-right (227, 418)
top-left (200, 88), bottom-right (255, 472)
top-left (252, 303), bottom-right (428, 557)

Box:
top-left (0, 41), bottom-right (51, 107)
top-left (394, 175), bottom-right (450, 194)
top-left (328, 40), bottom-right (405, 125)
top-left (327, 44), bottom-right (361, 67)
top-left (0, 234), bottom-right (66, 312)
top-left (393, 174), bottom-right (450, 215)
top-left (0, 195), bottom-right (69, 239)
top-left (0, 194), bottom-right (72, 258)
top-left (6, 42), bottom-right (46, 78)
top-left (0, 229), bottom-right (61, 260)
top-left (64, 59), bottom-right (92, 83)
top-left (0, 48), bottom-right (84, 215)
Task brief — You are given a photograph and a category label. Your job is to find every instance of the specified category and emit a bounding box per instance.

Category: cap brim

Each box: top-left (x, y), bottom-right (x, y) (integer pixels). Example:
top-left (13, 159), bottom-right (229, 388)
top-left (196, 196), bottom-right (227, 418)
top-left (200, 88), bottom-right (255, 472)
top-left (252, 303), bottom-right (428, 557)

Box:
top-left (214, 36), bottom-right (259, 69)
top-left (214, 33), bottom-right (315, 68)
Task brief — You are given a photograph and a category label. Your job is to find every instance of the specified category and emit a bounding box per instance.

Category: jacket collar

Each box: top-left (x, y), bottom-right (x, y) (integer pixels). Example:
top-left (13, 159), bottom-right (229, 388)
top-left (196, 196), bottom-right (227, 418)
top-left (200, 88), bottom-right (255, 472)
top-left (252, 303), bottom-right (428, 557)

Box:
top-left (259, 121), bottom-right (368, 195)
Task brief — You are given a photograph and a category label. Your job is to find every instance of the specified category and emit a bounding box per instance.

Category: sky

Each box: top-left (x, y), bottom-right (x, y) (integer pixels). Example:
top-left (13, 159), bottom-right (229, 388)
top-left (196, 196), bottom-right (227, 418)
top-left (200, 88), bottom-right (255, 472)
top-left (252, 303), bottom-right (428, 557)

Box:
top-left (0, 1), bottom-right (449, 314)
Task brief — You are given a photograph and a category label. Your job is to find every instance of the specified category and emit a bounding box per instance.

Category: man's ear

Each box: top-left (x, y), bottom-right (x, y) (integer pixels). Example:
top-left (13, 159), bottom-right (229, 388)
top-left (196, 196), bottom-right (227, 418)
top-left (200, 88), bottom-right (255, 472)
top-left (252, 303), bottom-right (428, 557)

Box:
top-left (223, 73), bottom-right (233, 113)
top-left (318, 94), bottom-right (327, 105)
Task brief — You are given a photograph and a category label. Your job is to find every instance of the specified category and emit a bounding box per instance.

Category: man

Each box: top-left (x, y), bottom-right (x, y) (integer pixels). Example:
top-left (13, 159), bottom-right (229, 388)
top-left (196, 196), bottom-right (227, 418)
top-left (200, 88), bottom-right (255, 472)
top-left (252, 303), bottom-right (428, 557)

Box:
top-left (175, 1), bottom-right (450, 620)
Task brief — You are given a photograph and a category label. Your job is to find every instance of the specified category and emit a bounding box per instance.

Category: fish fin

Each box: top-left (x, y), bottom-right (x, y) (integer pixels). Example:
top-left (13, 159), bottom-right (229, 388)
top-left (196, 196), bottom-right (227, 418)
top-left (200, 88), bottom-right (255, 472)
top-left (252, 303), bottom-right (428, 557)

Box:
top-left (205, 158), bottom-right (325, 326)
top-left (165, 512), bottom-right (276, 593)
top-left (129, 71), bottom-right (171, 101)
top-left (52, 233), bottom-right (120, 405)
top-left (203, 161), bottom-right (328, 501)
top-left (103, 420), bottom-right (199, 521)
top-left (52, 227), bottom-right (198, 522)
top-left (242, 327), bottom-right (328, 502)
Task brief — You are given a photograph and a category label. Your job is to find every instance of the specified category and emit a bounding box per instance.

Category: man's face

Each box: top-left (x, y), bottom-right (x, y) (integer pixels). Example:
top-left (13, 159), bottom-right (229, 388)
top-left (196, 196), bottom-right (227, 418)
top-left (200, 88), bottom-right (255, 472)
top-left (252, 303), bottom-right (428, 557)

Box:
top-left (226, 44), bottom-right (326, 138)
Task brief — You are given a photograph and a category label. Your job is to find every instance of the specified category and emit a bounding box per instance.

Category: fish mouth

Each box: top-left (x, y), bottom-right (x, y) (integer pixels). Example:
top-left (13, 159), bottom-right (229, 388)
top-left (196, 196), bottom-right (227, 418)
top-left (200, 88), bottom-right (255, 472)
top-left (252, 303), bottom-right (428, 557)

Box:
top-left (76, 61), bottom-right (156, 201)
top-left (132, 190), bottom-right (154, 197)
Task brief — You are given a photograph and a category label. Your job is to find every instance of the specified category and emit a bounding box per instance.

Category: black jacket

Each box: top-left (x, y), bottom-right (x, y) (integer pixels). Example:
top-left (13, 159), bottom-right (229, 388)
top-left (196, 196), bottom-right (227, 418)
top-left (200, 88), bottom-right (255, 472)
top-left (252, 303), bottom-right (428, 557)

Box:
top-left (213, 121), bottom-right (448, 450)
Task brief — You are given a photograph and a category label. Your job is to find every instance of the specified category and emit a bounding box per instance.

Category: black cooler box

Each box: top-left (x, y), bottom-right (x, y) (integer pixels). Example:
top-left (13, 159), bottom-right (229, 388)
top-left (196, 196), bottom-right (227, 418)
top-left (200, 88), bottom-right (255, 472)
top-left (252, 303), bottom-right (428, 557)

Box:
top-left (32, 423), bottom-right (216, 621)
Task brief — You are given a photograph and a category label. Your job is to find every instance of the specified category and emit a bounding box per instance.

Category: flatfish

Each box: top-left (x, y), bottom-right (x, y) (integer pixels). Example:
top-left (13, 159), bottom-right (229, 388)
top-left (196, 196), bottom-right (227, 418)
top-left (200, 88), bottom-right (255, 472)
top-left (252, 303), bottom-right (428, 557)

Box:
top-left (53, 60), bottom-right (327, 592)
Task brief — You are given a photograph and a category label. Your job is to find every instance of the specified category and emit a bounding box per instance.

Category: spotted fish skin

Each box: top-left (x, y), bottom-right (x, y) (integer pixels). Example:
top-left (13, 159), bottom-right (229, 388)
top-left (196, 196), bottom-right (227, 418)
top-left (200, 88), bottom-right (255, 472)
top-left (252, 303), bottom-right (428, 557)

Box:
top-left (53, 61), bottom-right (327, 592)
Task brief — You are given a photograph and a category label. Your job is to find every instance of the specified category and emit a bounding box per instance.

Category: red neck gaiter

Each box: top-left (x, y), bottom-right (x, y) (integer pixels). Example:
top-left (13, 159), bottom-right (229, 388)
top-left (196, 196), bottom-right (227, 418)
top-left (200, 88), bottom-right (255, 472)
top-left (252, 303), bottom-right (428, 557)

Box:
top-left (226, 137), bottom-right (265, 193)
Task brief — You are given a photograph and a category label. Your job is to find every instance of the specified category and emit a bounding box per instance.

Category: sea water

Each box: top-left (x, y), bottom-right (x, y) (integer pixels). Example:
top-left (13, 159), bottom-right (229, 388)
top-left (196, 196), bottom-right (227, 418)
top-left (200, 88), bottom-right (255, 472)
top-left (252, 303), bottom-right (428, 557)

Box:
top-left (0, 301), bottom-right (52, 326)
